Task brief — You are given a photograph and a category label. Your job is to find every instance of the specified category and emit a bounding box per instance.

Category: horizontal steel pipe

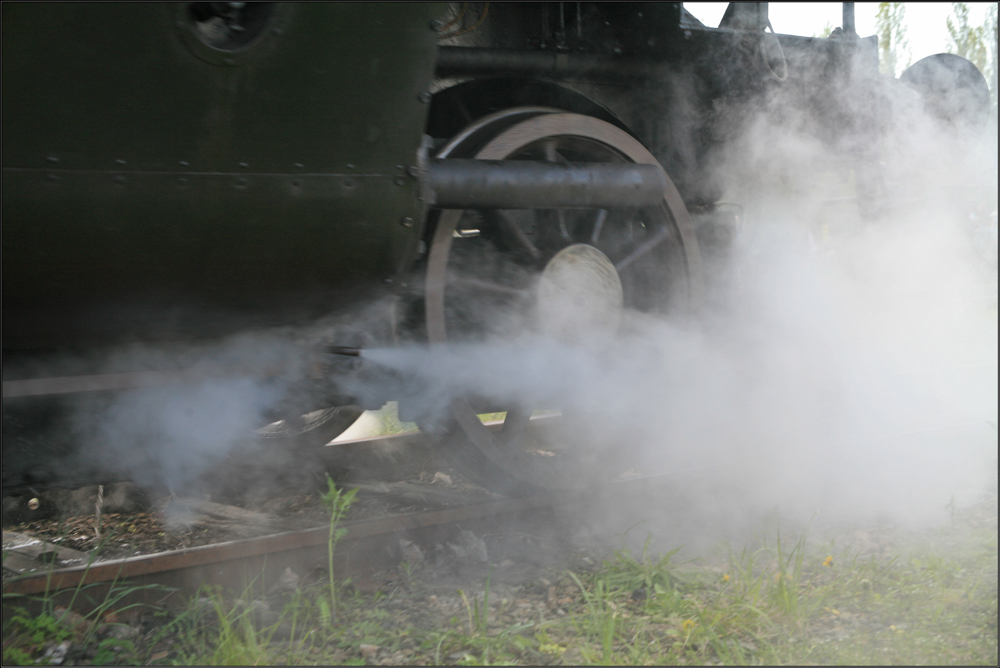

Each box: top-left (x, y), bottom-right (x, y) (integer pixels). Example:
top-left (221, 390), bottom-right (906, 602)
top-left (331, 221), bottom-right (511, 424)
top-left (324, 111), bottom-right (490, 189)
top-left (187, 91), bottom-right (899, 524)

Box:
top-left (435, 46), bottom-right (661, 80)
top-left (425, 159), bottom-right (668, 209)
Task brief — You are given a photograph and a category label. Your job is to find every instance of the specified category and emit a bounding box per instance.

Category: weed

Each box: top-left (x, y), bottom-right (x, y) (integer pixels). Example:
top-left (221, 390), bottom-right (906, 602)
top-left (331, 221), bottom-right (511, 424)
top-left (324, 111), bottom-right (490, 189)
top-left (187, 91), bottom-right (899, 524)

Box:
top-left (2, 609), bottom-right (73, 663)
top-left (456, 568), bottom-right (493, 638)
top-left (769, 525), bottom-right (807, 619)
top-left (566, 572), bottom-right (620, 664)
top-left (399, 559), bottom-right (416, 585)
top-left (3, 525), bottom-right (173, 665)
top-left (319, 474), bottom-right (358, 625)
top-left (602, 533), bottom-right (685, 595)
top-left (170, 581), bottom-right (296, 666)
top-left (91, 636), bottom-right (136, 665)
top-left (1, 645), bottom-right (34, 665)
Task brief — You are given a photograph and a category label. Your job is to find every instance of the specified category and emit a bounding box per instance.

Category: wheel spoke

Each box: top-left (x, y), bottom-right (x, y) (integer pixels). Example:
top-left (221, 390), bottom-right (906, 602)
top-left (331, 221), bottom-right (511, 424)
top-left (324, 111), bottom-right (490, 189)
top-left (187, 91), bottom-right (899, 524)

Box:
top-left (613, 225), bottom-right (670, 272)
top-left (590, 209), bottom-right (608, 244)
top-left (541, 139), bottom-right (566, 163)
top-left (500, 406), bottom-right (533, 444)
top-left (557, 210), bottom-right (571, 242)
top-left (484, 210), bottom-right (542, 262)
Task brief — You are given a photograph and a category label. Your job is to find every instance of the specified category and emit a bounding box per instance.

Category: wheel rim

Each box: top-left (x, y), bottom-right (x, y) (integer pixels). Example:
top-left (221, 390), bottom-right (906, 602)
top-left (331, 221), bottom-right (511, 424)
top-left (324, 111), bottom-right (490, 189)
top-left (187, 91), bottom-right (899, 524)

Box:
top-left (426, 112), bottom-right (702, 492)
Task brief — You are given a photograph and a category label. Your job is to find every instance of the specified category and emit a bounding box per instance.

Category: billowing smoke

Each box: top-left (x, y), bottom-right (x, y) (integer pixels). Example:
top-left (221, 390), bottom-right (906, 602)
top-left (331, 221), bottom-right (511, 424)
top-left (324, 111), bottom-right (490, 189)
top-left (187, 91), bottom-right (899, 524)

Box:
top-left (55, 304), bottom-right (395, 496)
top-left (71, 377), bottom-right (277, 493)
top-left (353, 54), bottom-right (998, 535)
top-left (31, 49), bottom-right (995, 546)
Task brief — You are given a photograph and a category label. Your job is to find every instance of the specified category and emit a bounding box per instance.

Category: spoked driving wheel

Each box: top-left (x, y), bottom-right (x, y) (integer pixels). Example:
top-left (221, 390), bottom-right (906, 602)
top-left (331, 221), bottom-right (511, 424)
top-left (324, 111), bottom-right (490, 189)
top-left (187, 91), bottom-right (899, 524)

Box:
top-left (426, 111), bottom-right (703, 495)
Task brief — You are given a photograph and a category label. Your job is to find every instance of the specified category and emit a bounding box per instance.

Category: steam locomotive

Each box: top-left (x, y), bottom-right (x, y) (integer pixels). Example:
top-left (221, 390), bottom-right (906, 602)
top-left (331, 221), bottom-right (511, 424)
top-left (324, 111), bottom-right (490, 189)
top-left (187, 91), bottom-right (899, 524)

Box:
top-left (2, 3), bottom-right (989, 496)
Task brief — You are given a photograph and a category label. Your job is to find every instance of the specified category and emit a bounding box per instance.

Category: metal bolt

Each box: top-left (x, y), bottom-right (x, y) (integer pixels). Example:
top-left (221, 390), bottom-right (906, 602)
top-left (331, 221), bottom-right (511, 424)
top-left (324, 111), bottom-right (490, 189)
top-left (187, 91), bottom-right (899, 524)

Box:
top-left (236, 177), bottom-right (248, 187)
top-left (346, 163), bottom-right (355, 170)
top-left (46, 173), bottom-right (59, 182)
top-left (46, 156), bottom-right (59, 163)
top-left (179, 160), bottom-right (190, 167)
top-left (178, 177), bottom-right (188, 185)
top-left (239, 162), bottom-right (248, 168)
top-left (114, 175), bottom-right (126, 184)
top-left (430, 19), bottom-right (444, 30)
top-left (407, 165), bottom-right (420, 177)
top-left (294, 163), bottom-right (304, 169)
top-left (224, 57), bottom-right (235, 66)
top-left (400, 216), bottom-right (414, 228)
top-left (396, 164), bottom-right (405, 171)
top-left (394, 178), bottom-right (406, 186)
top-left (115, 159), bottom-right (127, 166)
top-left (417, 92), bottom-right (432, 104)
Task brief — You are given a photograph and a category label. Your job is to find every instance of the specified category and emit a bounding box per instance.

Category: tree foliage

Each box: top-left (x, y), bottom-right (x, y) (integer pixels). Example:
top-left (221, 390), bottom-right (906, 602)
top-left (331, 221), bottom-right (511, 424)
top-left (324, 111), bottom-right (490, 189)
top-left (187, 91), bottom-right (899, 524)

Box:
top-left (947, 2), bottom-right (997, 115)
top-left (814, 21), bottom-right (833, 40)
top-left (986, 4), bottom-right (998, 114)
top-left (947, 2), bottom-right (989, 74)
top-left (876, 2), bottom-right (910, 77)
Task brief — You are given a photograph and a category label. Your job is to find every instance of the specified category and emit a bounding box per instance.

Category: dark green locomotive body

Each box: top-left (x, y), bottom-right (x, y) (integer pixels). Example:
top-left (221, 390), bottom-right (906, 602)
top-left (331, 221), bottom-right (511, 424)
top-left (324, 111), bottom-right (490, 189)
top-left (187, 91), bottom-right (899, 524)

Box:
top-left (3, 3), bottom-right (439, 351)
top-left (3, 3), bottom-right (986, 358)
top-left (3, 3), bottom-right (991, 497)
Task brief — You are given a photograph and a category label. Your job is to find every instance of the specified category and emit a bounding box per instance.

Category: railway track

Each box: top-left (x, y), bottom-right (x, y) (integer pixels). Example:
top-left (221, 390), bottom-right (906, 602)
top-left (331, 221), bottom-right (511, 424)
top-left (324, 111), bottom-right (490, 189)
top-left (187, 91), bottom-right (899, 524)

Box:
top-left (2, 490), bottom-right (562, 609)
top-left (4, 414), bottom-right (993, 620)
top-left (1, 417), bottom-right (581, 616)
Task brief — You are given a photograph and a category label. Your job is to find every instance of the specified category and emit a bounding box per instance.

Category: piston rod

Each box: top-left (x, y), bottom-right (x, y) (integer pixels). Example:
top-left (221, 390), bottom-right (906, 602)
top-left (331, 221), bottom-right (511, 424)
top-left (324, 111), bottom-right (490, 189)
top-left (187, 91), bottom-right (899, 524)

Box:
top-left (425, 158), bottom-right (668, 209)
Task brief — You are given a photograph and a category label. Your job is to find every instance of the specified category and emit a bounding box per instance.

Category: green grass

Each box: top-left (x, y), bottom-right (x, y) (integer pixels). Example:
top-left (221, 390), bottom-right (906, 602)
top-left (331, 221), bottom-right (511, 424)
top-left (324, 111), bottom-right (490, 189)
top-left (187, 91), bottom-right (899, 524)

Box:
top-left (3, 527), bottom-right (174, 666)
top-left (6, 507), bottom-right (996, 666)
top-left (157, 513), bottom-right (995, 666)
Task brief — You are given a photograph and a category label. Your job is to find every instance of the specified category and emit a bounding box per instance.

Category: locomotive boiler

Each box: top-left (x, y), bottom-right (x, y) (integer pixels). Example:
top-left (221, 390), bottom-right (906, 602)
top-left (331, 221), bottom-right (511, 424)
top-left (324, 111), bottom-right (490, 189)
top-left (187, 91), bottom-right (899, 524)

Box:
top-left (2, 3), bottom-right (990, 496)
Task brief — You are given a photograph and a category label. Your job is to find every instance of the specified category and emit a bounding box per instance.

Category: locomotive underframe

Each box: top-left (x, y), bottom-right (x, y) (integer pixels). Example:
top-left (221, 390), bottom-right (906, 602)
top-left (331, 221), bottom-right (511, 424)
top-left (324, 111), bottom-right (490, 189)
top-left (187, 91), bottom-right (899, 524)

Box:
top-left (6, 2), bottom-right (974, 496)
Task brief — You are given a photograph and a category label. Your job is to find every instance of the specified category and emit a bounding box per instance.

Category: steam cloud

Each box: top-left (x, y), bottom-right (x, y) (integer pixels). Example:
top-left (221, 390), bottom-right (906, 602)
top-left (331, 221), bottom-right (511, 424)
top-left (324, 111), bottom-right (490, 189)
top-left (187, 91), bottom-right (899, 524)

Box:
top-left (359, 60), bottom-right (998, 536)
top-left (48, 56), bottom-right (996, 544)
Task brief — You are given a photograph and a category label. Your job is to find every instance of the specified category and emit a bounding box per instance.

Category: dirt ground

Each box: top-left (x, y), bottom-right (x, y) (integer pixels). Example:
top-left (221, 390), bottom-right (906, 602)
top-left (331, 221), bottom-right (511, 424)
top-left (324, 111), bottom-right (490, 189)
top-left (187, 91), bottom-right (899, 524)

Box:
top-left (2, 466), bottom-right (498, 565)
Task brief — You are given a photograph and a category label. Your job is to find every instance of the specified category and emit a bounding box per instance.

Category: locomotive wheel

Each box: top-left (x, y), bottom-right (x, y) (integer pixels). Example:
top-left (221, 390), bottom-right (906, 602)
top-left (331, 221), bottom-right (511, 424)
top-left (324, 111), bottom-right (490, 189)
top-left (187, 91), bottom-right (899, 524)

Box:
top-left (255, 406), bottom-right (363, 449)
top-left (426, 111), bottom-right (702, 494)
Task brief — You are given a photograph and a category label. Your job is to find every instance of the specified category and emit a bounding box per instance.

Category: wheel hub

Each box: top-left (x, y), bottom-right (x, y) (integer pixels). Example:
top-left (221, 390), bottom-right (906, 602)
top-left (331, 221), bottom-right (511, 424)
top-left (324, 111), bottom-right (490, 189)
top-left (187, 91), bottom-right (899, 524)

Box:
top-left (536, 243), bottom-right (622, 345)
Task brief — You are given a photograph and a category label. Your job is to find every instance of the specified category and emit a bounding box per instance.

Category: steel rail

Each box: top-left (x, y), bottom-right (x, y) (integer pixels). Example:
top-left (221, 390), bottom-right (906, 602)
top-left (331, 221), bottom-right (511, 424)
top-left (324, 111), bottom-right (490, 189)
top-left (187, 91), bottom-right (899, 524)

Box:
top-left (1, 417), bottom-right (565, 600)
top-left (1, 493), bottom-right (558, 597)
